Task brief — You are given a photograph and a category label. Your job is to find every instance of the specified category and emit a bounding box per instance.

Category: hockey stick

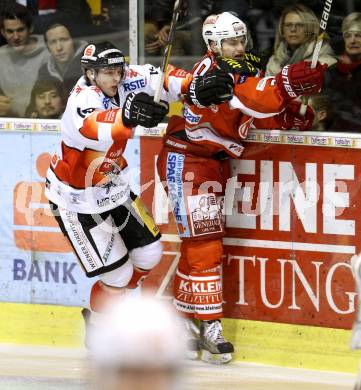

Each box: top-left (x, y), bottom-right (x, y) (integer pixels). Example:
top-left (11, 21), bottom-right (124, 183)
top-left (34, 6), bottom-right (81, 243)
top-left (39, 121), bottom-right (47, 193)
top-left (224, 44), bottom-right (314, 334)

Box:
top-left (299, 0), bottom-right (333, 116)
top-left (154, 0), bottom-right (183, 103)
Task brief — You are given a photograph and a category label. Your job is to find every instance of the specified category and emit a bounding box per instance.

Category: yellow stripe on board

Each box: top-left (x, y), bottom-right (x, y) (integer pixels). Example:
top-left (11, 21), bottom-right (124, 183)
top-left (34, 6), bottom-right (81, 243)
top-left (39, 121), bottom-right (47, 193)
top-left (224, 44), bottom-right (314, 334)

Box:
top-left (0, 302), bottom-right (83, 347)
top-left (0, 302), bottom-right (359, 373)
top-left (223, 318), bottom-right (360, 374)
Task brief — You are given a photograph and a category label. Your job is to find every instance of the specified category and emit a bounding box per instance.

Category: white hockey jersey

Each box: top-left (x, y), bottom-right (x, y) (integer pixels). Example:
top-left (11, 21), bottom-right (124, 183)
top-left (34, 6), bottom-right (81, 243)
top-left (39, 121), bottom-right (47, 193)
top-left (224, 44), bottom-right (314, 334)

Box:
top-left (45, 64), bottom-right (192, 213)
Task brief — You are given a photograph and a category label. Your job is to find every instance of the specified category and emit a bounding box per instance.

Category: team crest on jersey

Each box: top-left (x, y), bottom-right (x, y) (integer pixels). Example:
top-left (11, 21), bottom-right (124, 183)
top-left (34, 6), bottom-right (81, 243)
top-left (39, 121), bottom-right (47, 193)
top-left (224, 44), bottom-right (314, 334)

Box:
top-left (75, 85), bottom-right (83, 95)
top-left (91, 86), bottom-right (102, 96)
top-left (183, 106), bottom-right (202, 124)
top-left (126, 69), bottom-right (140, 78)
top-left (103, 97), bottom-right (111, 109)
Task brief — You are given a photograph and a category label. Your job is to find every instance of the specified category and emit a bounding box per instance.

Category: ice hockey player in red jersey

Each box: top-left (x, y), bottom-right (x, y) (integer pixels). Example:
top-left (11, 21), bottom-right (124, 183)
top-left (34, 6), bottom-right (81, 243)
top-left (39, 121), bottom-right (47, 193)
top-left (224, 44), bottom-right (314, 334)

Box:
top-left (157, 12), bottom-right (327, 364)
top-left (45, 41), bottom-right (233, 339)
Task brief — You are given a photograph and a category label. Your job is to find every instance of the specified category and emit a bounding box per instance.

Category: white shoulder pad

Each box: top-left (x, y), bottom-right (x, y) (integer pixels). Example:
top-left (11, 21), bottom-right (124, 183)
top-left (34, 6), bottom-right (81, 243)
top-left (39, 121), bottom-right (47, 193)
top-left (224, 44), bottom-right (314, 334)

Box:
top-left (74, 86), bottom-right (103, 117)
top-left (122, 64), bottom-right (158, 95)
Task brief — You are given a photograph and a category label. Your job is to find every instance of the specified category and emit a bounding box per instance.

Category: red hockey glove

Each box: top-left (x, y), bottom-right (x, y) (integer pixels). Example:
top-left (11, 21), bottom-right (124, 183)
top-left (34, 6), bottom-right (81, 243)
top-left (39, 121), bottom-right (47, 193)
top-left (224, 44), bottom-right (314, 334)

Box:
top-left (275, 61), bottom-right (327, 100)
top-left (275, 101), bottom-right (315, 130)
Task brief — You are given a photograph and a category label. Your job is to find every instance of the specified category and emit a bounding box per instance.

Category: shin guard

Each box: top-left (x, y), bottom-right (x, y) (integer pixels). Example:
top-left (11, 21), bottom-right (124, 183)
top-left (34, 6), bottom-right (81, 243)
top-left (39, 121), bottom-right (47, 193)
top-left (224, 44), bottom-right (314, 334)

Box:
top-left (190, 269), bottom-right (223, 320)
top-left (173, 269), bottom-right (195, 315)
top-left (90, 280), bottom-right (126, 313)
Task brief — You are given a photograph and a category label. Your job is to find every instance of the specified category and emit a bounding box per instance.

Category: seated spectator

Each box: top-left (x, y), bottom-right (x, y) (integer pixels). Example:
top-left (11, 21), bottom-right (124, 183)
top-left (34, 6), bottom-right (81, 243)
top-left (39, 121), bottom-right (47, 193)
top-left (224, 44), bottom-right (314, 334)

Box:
top-left (265, 4), bottom-right (337, 76)
top-left (38, 23), bottom-right (87, 93)
top-left (308, 94), bottom-right (335, 131)
top-left (25, 78), bottom-right (65, 119)
top-left (324, 12), bottom-right (361, 132)
top-left (0, 2), bottom-right (49, 117)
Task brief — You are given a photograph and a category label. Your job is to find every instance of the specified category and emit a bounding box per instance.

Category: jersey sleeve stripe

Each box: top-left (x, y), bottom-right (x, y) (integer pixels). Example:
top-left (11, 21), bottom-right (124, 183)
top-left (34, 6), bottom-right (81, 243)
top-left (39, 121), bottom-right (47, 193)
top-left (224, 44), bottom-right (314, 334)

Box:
top-left (229, 96), bottom-right (280, 119)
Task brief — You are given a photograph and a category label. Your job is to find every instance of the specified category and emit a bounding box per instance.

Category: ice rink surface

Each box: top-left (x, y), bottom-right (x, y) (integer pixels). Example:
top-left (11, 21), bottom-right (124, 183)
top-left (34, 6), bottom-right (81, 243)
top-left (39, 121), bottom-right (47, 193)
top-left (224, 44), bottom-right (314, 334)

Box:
top-left (0, 345), bottom-right (357, 390)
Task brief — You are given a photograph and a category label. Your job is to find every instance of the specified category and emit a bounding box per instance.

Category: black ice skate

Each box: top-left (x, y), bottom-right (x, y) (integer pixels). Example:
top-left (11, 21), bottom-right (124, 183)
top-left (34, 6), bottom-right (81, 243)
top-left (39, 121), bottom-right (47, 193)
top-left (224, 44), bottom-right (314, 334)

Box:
top-left (200, 319), bottom-right (234, 364)
top-left (81, 307), bottom-right (99, 350)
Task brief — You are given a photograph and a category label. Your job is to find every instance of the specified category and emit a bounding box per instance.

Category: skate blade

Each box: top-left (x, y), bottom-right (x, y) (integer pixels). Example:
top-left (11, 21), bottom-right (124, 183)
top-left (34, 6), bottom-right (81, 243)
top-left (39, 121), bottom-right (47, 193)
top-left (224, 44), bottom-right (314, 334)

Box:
top-left (200, 349), bottom-right (232, 365)
top-left (354, 378), bottom-right (361, 390)
top-left (185, 350), bottom-right (199, 360)
top-left (351, 322), bottom-right (361, 350)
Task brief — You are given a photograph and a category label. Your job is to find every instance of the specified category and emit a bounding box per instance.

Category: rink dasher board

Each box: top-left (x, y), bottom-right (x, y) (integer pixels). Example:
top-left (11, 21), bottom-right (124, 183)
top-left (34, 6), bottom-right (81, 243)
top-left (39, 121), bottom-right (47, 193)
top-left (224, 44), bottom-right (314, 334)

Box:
top-left (139, 130), bottom-right (361, 330)
top-left (0, 120), bottom-right (360, 373)
top-left (134, 124), bottom-right (361, 150)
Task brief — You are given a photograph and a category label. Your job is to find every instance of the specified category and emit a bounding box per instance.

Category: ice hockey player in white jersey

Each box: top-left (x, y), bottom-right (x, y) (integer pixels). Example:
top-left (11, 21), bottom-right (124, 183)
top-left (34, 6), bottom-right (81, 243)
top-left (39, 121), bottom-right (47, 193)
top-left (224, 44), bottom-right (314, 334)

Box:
top-left (44, 41), bottom-right (233, 338)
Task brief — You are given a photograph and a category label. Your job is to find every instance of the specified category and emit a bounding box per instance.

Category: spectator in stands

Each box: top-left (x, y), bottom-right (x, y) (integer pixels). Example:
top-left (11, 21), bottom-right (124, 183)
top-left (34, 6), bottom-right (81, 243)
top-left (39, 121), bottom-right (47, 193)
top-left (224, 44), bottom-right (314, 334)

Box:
top-left (144, 0), bottom-right (189, 57)
top-left (324, 12), bottom-right (361, 132)
top-left (265, 4), bottom-right (337, 76)
top-left (0, 2), bottom-right (49, 117)
top-left (31, 0), bottom-right (97, 38)
top-left (25, 78), bottom-right (65, 119)
top-left (144, 1), bottom-right (221, 59)
top-left (308, 94), bottom-right (335, 131)
top-left (38, 23), bottom-right (87, 93)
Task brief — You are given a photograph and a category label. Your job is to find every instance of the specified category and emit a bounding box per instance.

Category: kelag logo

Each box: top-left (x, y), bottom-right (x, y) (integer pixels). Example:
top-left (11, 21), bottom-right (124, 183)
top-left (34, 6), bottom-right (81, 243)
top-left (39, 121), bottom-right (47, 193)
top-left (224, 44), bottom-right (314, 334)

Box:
top-left (13, 152), bottom-right (71, 252)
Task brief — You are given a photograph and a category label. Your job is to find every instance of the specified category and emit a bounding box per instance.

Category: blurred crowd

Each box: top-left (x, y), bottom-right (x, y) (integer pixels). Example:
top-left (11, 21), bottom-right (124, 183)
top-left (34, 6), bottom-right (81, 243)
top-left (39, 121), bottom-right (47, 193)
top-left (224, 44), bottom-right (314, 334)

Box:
top-left (0, 0), bottom-right (360, 131)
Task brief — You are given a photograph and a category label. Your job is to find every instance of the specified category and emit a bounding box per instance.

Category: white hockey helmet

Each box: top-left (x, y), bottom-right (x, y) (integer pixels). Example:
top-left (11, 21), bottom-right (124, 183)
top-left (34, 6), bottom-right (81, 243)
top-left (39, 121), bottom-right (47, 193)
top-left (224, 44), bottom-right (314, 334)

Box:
top-left (202, 12), bottom-right (248, 52)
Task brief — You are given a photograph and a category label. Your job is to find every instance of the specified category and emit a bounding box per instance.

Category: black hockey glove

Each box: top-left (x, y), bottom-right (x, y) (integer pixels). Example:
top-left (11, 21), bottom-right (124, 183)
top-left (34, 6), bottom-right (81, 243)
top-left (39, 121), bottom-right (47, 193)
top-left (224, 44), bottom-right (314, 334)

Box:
top-left (216, 56), bottom-right (258, 77)
top-left (244, 51), bottom-right (268, 72)
top-left (122, 92), bottom-right (169, 128)
top-left (186, 69), bottom-right (234, 107)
